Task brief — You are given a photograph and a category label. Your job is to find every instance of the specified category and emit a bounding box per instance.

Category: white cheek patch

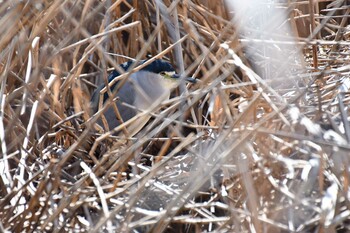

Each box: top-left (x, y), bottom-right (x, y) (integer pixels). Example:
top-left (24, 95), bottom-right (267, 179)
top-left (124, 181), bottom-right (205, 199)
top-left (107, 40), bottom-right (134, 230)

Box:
top-left (164, 71), bottom-right (175, 76)
top-left (160, 73), bottom-right (178, 89)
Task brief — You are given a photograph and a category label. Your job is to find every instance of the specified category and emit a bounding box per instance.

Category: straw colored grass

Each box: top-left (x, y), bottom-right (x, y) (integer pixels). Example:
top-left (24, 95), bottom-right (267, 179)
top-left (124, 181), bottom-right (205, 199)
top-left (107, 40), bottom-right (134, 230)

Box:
top-left (0, 0), bottom-right (350, 232)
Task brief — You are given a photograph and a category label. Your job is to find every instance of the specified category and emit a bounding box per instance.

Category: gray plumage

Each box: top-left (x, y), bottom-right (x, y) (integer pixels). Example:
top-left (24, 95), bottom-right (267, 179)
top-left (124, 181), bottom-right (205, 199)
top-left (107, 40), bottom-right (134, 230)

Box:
top-left (90, 59), bottom-right (196, 135)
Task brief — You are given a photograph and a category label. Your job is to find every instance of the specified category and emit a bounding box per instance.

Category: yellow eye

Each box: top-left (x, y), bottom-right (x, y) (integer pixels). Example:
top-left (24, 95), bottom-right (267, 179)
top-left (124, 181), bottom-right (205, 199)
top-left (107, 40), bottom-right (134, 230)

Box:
top-left (160, 71), bottom-right (175, 78)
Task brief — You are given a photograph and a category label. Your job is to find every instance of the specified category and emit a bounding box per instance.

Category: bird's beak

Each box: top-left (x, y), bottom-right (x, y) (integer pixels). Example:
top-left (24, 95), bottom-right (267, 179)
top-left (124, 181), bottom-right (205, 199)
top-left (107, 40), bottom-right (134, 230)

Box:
top-left (171, 74), bottom-right (197, 83)
top-left (186, 77), bottom-right (197, 83)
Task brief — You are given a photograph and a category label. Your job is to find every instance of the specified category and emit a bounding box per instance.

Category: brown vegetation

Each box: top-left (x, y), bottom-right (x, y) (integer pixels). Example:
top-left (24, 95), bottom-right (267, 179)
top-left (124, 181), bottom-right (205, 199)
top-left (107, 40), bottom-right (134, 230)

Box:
top-left (0, 0), bottom-right (349, 232)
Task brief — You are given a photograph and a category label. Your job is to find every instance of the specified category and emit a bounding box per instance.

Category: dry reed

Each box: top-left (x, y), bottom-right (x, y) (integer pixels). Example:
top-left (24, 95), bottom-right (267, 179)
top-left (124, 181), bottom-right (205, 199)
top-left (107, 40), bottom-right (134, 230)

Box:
top-left (0, 0), bottom-right (350, 232)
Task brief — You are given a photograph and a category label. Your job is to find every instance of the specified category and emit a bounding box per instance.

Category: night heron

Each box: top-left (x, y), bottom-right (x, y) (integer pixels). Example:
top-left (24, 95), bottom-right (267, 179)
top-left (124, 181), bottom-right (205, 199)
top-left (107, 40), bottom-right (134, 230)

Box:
top-left (91, 59), bottom-right (196, 135)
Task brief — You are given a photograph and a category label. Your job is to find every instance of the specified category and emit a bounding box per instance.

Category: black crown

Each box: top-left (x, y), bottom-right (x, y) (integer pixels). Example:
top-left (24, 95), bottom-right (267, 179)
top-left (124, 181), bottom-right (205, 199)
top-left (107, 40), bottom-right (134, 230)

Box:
top-left (108, 59), bottom-right (175, 82)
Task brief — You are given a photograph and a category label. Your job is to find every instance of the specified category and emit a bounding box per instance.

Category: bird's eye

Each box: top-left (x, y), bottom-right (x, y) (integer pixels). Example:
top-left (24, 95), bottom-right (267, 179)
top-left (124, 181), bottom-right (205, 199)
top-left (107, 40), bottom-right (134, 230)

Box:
top-left (160, 71), bottom-right (166, 76)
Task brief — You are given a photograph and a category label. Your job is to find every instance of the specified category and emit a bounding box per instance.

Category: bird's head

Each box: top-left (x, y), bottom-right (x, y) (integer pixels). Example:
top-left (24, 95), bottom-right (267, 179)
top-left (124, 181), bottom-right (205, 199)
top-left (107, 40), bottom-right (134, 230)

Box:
top-left (141, 59), bottom-right (197, 89)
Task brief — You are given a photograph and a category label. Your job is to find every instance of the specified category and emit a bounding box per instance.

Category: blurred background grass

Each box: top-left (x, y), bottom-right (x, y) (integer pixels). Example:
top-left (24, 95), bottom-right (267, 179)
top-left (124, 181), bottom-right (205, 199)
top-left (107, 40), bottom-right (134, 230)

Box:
top-left (1, 0), bottom-right (350, 232)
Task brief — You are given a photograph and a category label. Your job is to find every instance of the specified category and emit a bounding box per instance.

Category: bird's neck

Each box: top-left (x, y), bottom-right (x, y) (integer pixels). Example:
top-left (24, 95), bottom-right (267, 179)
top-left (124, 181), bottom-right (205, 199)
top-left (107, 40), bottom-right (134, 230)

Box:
top-left (133, 71), bottom-right (171, 103)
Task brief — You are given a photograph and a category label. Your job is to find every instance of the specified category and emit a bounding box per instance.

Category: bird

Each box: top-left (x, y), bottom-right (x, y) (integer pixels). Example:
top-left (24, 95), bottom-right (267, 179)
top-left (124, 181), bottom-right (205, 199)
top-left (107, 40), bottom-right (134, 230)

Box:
top-left (90, 59), bottom-right (196, 136)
